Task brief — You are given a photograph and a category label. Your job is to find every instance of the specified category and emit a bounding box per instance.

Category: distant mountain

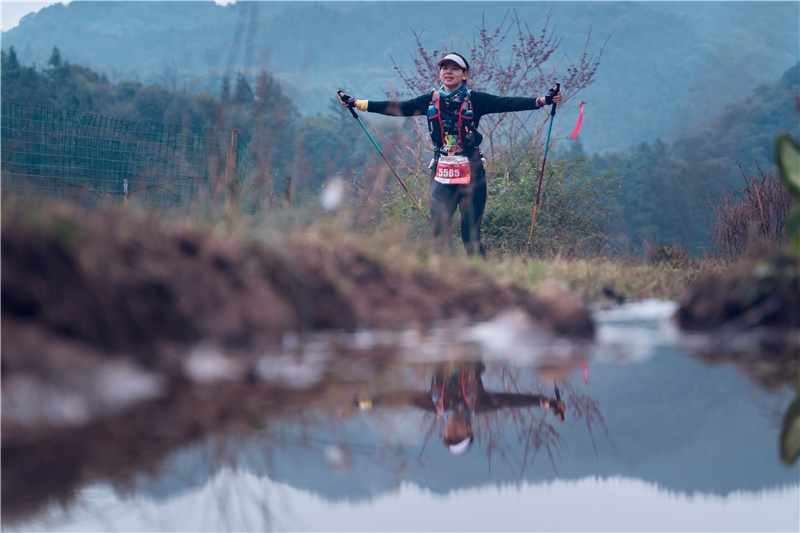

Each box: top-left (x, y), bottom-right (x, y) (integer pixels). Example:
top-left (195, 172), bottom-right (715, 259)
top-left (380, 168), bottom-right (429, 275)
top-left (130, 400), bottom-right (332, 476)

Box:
top-left (583, 61), bottom-right (800, 251)
top-left (673, 62), bottom-right (800, 168)
top-left (2, 1), bottom-right (798, 154)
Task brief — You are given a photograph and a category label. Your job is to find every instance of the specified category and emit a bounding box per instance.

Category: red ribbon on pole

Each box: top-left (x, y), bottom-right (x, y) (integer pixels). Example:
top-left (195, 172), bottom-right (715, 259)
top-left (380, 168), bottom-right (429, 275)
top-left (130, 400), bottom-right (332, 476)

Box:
top-left (571, 101), bottom-right (585, 139)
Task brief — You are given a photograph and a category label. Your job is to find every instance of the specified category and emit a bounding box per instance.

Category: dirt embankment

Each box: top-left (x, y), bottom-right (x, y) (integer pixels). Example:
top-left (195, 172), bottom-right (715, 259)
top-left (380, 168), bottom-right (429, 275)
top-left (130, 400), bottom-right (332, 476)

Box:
top-left (1, 201), bottom-right (595, 372)
top-left (1, 199), bottom-right (597, 443)
top-left (0, 200), bottom-right (600, 524)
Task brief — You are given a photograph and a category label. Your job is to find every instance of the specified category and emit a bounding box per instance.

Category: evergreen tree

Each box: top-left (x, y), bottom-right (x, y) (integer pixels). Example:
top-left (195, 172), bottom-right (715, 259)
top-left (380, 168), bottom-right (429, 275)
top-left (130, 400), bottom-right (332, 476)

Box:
top-left (220, 76), bottom-right (231, 104)
top-left (6, 46), bottom-right (20, 71)
top-left (47, 46), bottom-right (62, 68)
top-left (232, 74), bottom-right (253, 105)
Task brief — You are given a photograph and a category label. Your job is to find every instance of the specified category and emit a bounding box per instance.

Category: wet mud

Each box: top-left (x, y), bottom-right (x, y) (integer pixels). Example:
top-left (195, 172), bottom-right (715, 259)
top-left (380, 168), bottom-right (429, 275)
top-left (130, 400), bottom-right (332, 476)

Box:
top-left (1, 200), bottom-right (594, 524)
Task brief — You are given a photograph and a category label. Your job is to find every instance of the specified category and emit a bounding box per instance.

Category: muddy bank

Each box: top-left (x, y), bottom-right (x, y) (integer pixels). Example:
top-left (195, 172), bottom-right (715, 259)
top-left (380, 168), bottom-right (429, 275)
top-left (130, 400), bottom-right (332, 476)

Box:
top-left (676, 250), bottom-right (799, 334)
top-left (675, 249), bottom-right (799, 391)
top-left (1, 201), bottom-right (594, 373)
top-left (1, 200), bottom-right (598, 522)
top-left (4, 200), bottom-right (798, 439)
top-left (1, 200), bottom-right (597, 429)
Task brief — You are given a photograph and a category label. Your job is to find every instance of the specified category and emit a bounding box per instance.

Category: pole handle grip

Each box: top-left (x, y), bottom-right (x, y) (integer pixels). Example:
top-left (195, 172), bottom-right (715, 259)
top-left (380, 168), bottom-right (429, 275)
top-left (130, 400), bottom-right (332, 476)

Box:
top-left (337, 90), bottom-right (359, 119)
top-left (550, 83), bottom-right (560, 117)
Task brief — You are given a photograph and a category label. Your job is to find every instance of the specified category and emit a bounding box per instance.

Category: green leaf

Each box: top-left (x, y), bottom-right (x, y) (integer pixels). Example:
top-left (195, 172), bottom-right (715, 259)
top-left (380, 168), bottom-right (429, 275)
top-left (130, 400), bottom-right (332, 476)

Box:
top-left (787, 207), bottom-right (800, 251)
top-left (775, 133), bottom-right (800, 201)
top-left (780, 395), bottom-right (800, 466)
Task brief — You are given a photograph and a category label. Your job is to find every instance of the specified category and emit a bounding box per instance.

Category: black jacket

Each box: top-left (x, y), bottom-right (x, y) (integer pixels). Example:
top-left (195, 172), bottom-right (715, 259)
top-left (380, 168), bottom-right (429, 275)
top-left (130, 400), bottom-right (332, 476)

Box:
top-left (366, 90), bottom-right (544, 136)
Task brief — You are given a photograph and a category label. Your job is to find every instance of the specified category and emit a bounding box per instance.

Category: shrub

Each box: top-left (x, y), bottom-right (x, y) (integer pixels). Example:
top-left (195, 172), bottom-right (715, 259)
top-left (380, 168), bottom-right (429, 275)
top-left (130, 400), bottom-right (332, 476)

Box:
top-left (710, 163), bottom-right (792, 259)
top-left (482, 155), bottom-right (621, 258)
top-left (643, 241), bottom-right (692, 268)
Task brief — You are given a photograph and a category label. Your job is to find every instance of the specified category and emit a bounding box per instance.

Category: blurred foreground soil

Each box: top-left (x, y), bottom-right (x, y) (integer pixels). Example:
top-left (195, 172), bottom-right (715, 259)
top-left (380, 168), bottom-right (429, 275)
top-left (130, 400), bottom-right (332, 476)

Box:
top-left (0, 200), bottom-right (594, 524)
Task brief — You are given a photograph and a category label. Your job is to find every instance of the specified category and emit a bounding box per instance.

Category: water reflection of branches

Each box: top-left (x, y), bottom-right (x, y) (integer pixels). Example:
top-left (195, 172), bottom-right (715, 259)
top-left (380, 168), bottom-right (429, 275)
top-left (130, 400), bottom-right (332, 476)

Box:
top-left (480, 372), bottom-right (608, 478)
top-left (482, 364), bottom-right (567, 477)
top-left (562, 383), bottom-right (609, 457)
top-left (477, 403), bottom-right (566, 480)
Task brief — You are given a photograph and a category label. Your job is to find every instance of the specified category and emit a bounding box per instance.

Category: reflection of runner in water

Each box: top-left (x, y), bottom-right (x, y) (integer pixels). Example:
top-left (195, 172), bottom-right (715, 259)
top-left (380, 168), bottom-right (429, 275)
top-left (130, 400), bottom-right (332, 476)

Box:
top-left (355, 361), bottom-right (566, 456)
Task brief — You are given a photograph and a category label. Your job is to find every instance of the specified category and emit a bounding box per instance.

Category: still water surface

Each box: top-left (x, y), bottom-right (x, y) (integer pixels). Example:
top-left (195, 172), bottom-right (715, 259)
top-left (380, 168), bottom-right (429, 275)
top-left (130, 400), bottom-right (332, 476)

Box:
top-left (9, 301), bottom-right (800, 532)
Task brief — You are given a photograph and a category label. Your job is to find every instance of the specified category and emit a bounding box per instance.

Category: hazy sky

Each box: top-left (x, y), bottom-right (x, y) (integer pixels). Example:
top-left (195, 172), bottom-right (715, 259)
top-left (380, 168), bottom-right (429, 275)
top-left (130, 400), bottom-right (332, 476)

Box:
top-left (2, 1), bottom-right (62, 31)
top-left (0, 0), bottom-right (240, 32)
top-left (1, 0), bottom-right (667, 33)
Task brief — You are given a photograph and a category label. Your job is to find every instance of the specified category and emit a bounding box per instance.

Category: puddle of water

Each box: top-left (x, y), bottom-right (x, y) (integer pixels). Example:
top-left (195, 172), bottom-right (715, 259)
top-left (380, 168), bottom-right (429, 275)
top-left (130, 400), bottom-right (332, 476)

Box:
top-left (4, 300), bottom-right (799, 532)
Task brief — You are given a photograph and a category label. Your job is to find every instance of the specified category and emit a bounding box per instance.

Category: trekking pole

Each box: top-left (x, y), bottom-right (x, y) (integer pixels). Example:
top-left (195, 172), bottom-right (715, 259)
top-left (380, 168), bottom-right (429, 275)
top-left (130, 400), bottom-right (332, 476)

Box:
top-left (527, 83), bottom-right (560, 245)
top-left (337, 90), bottom-right (429, 223)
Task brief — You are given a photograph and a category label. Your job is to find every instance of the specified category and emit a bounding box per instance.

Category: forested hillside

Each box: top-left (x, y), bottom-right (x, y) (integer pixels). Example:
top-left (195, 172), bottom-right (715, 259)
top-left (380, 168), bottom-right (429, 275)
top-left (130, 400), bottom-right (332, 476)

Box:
top-left (2, 1), bottom-right (798, 154)
top-left (0, 44), bottom-right (406, 201)
top-left (591, 62), bottom-right (800, 251)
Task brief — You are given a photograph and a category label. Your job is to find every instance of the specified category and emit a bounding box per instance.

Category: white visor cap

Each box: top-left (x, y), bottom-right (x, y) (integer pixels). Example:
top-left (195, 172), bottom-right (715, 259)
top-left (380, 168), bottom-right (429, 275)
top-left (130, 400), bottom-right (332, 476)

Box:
top-left (437, 53), bottom-right (468, 70)
top-left (448, 436), bottom-right (472, 455)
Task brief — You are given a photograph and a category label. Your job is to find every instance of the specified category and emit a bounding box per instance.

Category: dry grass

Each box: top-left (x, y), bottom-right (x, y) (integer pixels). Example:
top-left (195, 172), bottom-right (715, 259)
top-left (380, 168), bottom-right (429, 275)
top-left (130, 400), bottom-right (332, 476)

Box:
top-left (484, 254), bottom-right (725, 302)
top-left (711, 164), bottom-right (792, 259)
top-left (242, 207), bottom-right (726, 304)
top-left (4, 196), bottom-right (726, 306)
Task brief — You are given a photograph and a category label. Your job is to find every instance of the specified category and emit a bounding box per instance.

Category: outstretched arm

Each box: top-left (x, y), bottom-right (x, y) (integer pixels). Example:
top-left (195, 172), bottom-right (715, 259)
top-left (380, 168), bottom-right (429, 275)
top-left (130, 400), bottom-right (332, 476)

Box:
top-left (472, 83), bottom-right (562, 116)
top-left (478, 392), bottom-right (550, 410)
top-left (339, 91), bottom-right (430, 117)
top-left (478, 391), bottom-right (566, 420)
top-left (472, 93), bottom-right (543, 115)
top-left (354, 390), bottom-right (436, 413)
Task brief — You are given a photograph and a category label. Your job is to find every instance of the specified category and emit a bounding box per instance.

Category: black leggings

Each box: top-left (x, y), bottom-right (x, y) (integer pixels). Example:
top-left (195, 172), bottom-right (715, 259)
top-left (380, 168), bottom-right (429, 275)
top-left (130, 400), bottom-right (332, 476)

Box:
top-left (429, 151), bottom-right (487, 257)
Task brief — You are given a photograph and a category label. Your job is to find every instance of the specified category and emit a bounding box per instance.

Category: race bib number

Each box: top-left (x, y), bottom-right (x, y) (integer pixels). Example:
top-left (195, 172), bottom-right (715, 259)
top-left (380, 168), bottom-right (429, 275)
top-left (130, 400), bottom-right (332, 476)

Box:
top-left (434, 155), bottom-right (471, 185)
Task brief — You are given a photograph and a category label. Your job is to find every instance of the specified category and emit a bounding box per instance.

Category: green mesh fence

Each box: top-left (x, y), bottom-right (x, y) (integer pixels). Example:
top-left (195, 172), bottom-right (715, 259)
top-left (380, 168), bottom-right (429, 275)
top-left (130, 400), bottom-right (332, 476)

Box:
top-left (1, 102), bottom-right (291, 212)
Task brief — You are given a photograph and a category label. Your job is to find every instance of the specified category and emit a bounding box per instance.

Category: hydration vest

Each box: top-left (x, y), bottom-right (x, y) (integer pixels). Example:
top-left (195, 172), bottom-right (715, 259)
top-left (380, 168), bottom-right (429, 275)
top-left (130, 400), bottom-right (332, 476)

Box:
top-left (427, 89), bottom-right (482, 155)
top-left (430, 363), bottom-right (479, 417)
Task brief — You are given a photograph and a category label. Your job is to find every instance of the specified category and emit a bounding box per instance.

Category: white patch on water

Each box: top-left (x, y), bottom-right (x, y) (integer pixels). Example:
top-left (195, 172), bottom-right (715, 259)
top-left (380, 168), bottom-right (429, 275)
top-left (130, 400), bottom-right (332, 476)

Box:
top-left (592, 299), bottom-right (681, 363)
top-left (94, 362), bottom-right (166, 411)
top-left (465, 307), bottom-right (583, 364)
top-left (246, 299), bottom-right (685, 386)
top-left (596, 299), bottom-right (679, 324)
top-left (182, 343), bottom-right (246, 383)
top-left (1, 375), bottom-right (92, 426)
top-left (277, 308), bottom-right (593, 373)
top-left (2, 361), bottom-right (165, 428)
top-left (255, 351), bottom-right (328, 389)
